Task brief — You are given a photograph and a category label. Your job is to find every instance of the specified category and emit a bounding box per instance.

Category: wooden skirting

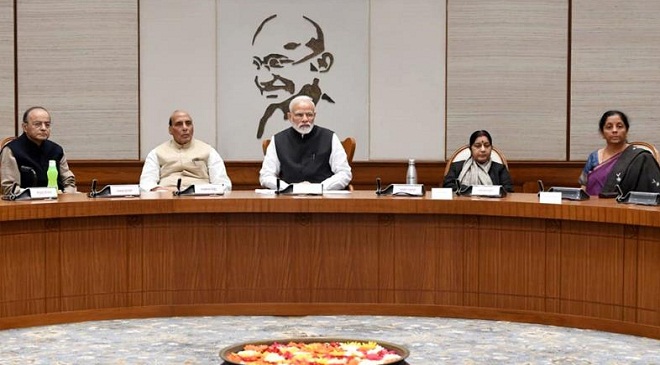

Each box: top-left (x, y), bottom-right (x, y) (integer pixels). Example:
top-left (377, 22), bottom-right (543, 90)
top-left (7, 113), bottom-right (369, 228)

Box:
top-left (69, 160), bottom-right (585, 193)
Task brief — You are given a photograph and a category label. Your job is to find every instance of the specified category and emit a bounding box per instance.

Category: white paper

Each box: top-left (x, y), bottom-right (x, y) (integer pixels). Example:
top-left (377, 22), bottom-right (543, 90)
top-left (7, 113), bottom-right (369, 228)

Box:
top-left (539, 191), bottom-right (562, 204)
top-left (254, 189), bottom-right (276, 195)
top-left (292, 183), bottom-right (323, 195)
top-left (431, 188), bottom-right (453, 200)
top-left (323, 190), bottom-right (352, 195)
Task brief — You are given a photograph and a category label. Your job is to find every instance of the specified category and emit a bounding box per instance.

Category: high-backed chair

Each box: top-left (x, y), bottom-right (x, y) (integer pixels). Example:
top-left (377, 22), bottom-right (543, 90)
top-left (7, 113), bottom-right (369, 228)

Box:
top-left (630, 141), bottom-right (660, 162)
top-left (261, 137), bottom-right (356, 190)
top-left (444, 144), bottom-right (508, 177)
top-left (1, 136), bottom-right (15, 149)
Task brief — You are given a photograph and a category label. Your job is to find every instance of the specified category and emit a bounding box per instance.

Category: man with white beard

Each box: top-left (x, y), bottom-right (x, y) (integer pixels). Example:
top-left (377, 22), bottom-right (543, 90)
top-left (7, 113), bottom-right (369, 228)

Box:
top-left (259, 95), bottom-right (351, 190)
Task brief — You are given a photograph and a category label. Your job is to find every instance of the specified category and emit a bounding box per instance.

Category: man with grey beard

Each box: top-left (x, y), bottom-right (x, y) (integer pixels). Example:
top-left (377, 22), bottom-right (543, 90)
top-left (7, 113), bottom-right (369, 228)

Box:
top-left (259, 95), bottom-right (351, 190)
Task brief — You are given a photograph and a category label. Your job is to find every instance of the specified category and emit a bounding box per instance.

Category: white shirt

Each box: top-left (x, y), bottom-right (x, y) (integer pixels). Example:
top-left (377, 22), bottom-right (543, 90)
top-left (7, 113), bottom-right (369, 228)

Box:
top-left (259, 132), bottom-right (352, 190)
top-left (139, 139), bottom-right (232, 192)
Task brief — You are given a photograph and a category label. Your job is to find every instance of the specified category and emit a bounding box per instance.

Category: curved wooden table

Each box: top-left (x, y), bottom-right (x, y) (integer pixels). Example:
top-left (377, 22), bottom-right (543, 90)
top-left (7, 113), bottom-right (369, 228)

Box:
top-left (0, 191), bottom-right (658, 339)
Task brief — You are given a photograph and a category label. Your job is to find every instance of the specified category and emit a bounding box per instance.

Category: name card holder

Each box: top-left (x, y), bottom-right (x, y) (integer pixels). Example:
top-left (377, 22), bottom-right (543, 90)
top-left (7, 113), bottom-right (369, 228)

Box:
top-left (616, 191), bottom-right (660, 206)
top-left (174, 184), bottom-right (226, 196)
top-left (2, 187), bottom-right (58, 201)
top-left (456, 185), bottom-right (507, 198)
top-left (377, 184), bottom-right (425, 197)
top-left (89, 184), bottom-right (140, 198)
top-left (470, 185), bottom-right (505, 197)
top-left (547, 187), bottom-right (589, 201)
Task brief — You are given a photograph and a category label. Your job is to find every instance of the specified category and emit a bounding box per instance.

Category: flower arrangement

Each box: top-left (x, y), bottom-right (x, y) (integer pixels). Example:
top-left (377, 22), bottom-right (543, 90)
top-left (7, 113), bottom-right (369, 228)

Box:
top-left (225, 340), bottom-right (404, 365)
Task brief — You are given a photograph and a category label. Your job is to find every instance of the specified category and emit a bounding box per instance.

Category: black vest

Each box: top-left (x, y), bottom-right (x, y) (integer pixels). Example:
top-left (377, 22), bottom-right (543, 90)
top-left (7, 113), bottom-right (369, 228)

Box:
top-left (5, 133), bottom-right (65, 190)
top-left (274, 126), bottom-right (334, 184)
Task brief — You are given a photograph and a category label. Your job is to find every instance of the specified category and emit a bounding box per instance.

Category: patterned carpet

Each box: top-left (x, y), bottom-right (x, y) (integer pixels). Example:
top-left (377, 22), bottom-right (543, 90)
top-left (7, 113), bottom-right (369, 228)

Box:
top-left (0, 315), bottom-right (658, 364)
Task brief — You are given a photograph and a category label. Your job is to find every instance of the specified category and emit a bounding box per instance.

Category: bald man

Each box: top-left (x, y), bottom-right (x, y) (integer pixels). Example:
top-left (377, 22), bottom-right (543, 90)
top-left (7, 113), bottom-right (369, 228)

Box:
top-left (139, 110), bottom-right (232, 192)
top-left (1, 106), bottom-right (76, 195)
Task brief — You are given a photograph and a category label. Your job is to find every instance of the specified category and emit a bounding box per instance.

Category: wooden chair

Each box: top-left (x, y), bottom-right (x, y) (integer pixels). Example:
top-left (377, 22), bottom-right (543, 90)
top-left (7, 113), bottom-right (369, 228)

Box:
top-left (1, 136), bottom-right (16, 149)
top-left (261, 137), bottom-right (356, 190)
top-left (444, 144), bottom-right (508, 177)
top-left (630, 141), bottom-right (660, 162)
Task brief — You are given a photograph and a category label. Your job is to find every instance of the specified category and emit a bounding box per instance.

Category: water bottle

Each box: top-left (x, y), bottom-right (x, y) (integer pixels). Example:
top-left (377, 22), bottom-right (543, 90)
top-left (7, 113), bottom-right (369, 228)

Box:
top-left (406, 159), bottom-right (417, 184)
top-left (47, 160), bottom-right (58, 188)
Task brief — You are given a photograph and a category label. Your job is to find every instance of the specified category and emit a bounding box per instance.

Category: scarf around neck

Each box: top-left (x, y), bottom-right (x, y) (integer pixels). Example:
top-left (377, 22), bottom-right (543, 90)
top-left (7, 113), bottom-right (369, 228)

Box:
top-left (458, 157), bottom-right (493, 186)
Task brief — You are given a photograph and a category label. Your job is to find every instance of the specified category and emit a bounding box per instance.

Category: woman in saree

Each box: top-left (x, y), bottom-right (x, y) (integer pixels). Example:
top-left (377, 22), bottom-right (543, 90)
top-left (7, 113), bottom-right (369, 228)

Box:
top-left (579, 110), bottom-right (660, 196)
top-left (443, 130), bottom-right (514, 192)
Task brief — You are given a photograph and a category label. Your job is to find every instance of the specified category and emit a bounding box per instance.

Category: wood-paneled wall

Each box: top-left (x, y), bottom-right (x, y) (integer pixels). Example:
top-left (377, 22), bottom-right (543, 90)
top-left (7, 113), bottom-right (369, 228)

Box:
top-left (16, 0), bottom-right (138, 159)
top-left (0, 0), bottom-right (14, 137)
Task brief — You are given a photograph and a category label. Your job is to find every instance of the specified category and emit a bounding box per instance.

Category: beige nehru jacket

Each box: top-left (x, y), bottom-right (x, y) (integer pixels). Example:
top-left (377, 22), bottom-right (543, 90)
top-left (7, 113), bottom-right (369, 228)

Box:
top-left (155, 139), bottom-right (212, 188)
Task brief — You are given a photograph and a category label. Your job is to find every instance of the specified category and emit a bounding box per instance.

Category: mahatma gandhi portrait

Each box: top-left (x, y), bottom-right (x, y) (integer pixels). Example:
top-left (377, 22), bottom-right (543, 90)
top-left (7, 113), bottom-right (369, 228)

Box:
top-left (252, 14), bottom-right (335, 138)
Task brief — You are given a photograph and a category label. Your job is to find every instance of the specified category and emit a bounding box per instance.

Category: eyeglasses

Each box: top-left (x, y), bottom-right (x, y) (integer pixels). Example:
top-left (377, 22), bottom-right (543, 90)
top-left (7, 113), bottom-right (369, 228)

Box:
top-left (25, 121), bottom-right (52, 129)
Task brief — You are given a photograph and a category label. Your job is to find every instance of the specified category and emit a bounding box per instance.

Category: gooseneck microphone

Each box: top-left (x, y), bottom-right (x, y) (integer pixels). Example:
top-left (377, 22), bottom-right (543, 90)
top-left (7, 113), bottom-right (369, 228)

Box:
top-left (376, 178), bottom-right (382, 195)
top-left (537, 180), bottom-right (545, 193)
top-left (19, 166), bottom-right (37, 187)
top-left (172, 178), bottom-right (183, 196)
top-left (88, 179), bottom-right (99, 197)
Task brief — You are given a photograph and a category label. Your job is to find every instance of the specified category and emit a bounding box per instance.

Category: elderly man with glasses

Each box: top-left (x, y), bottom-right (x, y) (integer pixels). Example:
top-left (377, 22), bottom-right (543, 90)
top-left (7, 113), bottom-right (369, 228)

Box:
top-left (1, 106), bottom-right (76, 195)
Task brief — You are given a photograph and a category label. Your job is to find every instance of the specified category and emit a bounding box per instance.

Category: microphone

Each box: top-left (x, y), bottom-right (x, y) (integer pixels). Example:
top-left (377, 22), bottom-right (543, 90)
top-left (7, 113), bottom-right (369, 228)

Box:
top-left (173, 178), bottom-right (182, 196)
top-left (537, 180), bottom-right (545, 193)
top-left (615, 184), bottom-right (624, 197)
top-left (3, 182), bottom-right (19, 199)
top-left (453, 179), bottom-right (461, 194)
top-left (276, 178), bottom-right (281, 194)
top-left (20, 166), bottom-right (37, 187)
top-left (376, 177), bottom-right (382, 195)
top-left (88, 179), bottom-right (99, 197)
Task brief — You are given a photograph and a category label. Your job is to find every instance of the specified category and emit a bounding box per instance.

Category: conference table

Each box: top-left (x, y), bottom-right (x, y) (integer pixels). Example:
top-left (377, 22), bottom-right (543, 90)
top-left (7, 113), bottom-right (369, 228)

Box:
top-left (0, 190), bottom-right (658, 339)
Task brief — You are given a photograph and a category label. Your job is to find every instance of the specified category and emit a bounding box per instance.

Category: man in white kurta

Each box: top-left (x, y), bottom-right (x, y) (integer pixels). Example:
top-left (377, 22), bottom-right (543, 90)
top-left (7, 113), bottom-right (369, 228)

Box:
top-left (139, 110), bottom-right (232, 192)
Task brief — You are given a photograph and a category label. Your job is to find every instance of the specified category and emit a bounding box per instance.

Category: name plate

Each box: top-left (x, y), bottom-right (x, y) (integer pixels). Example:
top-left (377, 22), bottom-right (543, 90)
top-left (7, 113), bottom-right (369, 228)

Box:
top-left (617, 191), bottom-right (660, 206)
top-left (392, 184), bottom-right (424, 196)
top-left (470, 185), bottom-right (503, 197)
top-left (28, 187), bottom-right (58, 199)
top-left (193, 184), bottom-right (225, 195)
top-left (109, 184), bottom-right (140, 197)
top-left (431, 188), bottom-right (453, 200)
top-left (292, 183), bottom-right (323, 195)
top-left (539, 191), bottom-right (562, 204)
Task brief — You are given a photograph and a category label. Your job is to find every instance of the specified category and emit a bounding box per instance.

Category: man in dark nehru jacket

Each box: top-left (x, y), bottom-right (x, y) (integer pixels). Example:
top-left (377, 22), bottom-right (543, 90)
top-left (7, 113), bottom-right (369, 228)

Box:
top-left (259, 95), bottom-right (351, 190)
top-left (1, 106), bottom-right (76, 195)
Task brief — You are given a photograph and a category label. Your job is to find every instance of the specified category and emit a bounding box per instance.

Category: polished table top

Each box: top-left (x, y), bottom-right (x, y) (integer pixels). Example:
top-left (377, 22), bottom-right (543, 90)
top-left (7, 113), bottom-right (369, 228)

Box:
top-left (1, 190), bottom-right (659, 223)
top-left (1, 190), bottom-right (659, 227)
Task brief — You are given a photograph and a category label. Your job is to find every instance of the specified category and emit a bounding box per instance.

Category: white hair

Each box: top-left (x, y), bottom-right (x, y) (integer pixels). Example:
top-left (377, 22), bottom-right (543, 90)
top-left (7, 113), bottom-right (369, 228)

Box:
top-left (288, 95), bottom-right (315, 113)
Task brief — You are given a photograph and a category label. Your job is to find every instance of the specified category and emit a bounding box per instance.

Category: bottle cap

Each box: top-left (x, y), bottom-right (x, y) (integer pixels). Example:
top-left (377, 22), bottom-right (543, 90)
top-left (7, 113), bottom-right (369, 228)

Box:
top-left (408, 159), bottom-right (415, 164)
top-left (49, 160), bottom-right (56, 167)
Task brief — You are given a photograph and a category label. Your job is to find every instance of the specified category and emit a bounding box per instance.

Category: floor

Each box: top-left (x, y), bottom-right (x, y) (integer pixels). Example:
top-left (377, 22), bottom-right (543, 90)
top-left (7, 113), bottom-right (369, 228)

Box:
top-left (0, 315), bottom-right (658, 364)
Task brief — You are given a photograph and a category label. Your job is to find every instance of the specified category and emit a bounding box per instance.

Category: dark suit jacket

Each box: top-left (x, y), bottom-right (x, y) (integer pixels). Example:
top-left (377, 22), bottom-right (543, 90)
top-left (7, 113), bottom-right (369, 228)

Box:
top-left (442, 160), bottom-right (514, 192)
